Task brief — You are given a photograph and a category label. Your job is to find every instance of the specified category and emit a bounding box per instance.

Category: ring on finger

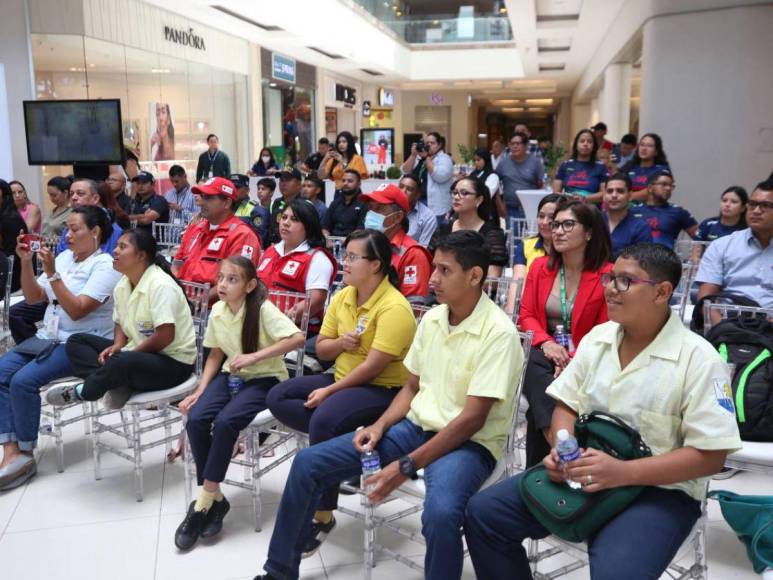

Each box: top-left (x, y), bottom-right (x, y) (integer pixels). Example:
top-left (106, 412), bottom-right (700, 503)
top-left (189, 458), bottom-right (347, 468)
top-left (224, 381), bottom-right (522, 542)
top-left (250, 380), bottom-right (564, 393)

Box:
top-left (586, 474), bottom-right (593, 486)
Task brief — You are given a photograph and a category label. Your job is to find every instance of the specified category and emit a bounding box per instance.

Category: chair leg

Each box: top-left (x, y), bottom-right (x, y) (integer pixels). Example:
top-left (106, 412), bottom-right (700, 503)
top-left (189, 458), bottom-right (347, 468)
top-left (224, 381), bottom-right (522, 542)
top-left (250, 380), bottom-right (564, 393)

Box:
top-left (82, 402), bottom-right (91, 435)
top-left (363, 487), bottom-right (376, 577)
top-left (162, 403), bottom-right (172, 458)
top-left (182, 419), bottom-right (193, 509)
top-left (243, 431), bottom-right (252, 483)
top-left (131, 406), bottom-right (144, 502)
top-left (91, 402), bottom-right (103, 481)
top-left (250, 428), bottom-right (262, 532)
top-left (120, 409), bottom-right (131, 448)
top-left (53, 405), bottom-right (65, 473)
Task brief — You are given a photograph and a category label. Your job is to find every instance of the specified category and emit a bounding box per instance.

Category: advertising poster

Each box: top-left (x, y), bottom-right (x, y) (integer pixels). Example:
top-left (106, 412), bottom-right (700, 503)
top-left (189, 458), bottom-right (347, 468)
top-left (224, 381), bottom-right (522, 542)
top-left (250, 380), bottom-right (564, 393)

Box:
top-left (361, 128), bottom-right (394, 167)
top-left (149, 102), bottom-right (176, 161)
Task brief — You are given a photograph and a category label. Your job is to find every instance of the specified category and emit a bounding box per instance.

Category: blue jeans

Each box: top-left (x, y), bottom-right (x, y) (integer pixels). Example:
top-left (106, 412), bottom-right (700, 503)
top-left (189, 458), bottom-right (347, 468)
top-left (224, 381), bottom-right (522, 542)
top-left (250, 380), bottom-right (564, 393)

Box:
top-left (0, 345), bottom-right (75, 451)
top-left (262, 418), bottom-right (495, 580)
top-left (464, 474), bottom-right (701, 580)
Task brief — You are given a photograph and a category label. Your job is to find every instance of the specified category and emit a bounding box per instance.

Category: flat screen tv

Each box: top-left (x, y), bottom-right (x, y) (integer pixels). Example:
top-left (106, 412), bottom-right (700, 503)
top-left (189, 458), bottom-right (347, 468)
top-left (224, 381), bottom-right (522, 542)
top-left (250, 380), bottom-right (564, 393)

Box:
top-left (23, 99), bottom-right (124, 165)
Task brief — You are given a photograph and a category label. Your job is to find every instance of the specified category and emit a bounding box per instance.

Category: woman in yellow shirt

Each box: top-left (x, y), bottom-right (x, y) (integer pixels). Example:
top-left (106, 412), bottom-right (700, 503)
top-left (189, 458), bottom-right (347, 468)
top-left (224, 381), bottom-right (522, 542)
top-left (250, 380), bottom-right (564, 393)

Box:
top-left (47, 228), bottom-right (196, 409)
top-left (318, 131), bottom-right (368, 189)
top-left (266, 228), bottom-right (416, 555)
top-left (176, 256), bottom-right (305, 550)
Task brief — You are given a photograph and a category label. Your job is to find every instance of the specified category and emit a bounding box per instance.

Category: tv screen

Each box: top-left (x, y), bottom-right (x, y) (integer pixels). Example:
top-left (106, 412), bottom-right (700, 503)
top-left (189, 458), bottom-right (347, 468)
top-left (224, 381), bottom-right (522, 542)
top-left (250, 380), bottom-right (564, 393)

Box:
top-left (361, 128), bottom-right (394, 167)
top-left (23, 99), bottom-right (124, 165)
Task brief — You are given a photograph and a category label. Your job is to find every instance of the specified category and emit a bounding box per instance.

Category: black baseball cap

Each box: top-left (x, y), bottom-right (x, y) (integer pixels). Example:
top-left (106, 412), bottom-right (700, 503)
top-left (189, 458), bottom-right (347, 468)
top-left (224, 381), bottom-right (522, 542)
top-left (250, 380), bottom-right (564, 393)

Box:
top-left (279, 168), bottom-right (302, 181)
top-left (229, 173), bottom-right (250, 189)
top-left (131, 170), bottom-right (155, 183)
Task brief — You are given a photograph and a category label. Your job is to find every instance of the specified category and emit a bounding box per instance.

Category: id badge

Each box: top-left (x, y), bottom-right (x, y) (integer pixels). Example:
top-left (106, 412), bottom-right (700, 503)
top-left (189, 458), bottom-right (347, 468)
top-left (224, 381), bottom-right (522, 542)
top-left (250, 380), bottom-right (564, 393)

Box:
top-left (46, 314), bottom-right (60, 340)
top-left (208, 169), bottom-right (214, 179)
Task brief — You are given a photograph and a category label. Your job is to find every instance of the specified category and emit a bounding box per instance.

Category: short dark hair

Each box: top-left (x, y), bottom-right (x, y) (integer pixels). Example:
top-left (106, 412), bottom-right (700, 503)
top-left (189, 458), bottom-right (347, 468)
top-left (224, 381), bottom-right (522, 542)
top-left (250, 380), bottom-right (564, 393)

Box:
top-left (606, 172), bottom-right (632, 191)
top-left (435, 230), bottom-right (490, 286)
top-left (206, 133), bottom-right (218, 142)
top-left (549, 198), bottom-right (612, 272)
top-left (510, 131), bottom-right (529, 145)
top-left (47, 176), bottom-right (72, 194)
top-left (169, 165), bottom-right (186, 178)
top-left (647, 169), bottom-right (674, 185)
top-left (304, 175), bottom-right (324, 192)
top-left (754, 179), bottom-right (773, 193)
top-left (343, 168), bottom-right (362, 181)
top-left (71, 205), bottom-right (113, 244)
top-left (617, 242), bottom-right (682, 295)
top-left (318, 137), bottom-right (330, 146)
top-left (426, 131), bottom-right (445, 150)
top-left (620, 133), bottom-right (637, 146)
top-left (257, 177), bottom-right (276, 191)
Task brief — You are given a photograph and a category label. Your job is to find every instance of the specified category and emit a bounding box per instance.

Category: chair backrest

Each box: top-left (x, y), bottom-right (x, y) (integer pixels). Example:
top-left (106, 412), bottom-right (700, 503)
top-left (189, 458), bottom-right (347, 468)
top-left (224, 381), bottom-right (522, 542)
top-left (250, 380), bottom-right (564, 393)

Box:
top-left (670, 262), bottom-right (696, 322)
top-left (327, 236), bottom-right (347, 263)
top-left (483, 276), bottom-right (521, 318)
top-left (506, 330), bottom-right (533, 476)
top-left (1, 256), bottom-right (14, 332)
top-left (153, 222), bottom-right (187, 255)
top-left (268, 289), bottom-right (312, 376)
top-left (702, 302), bottom-right (773, 337)
top-left (675, 239), bottom-right (712, 265)
top-left (180, 280), bottom-right (210, 375)
top-left (412, 303), bottom-right (433, 322)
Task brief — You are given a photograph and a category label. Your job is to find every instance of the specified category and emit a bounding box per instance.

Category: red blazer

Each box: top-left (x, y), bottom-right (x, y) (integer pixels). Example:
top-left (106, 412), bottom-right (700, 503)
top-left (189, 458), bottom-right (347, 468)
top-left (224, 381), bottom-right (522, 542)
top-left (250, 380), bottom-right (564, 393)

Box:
top-left (518, 256), bottom-right (612, 348)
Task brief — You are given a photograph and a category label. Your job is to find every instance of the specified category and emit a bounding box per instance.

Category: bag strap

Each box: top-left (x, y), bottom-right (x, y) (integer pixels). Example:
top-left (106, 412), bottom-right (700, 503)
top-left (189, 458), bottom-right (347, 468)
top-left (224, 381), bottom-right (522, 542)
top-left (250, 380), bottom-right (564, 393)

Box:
top-left (751, 517), bottom-right (773, 569)
top-left (577, 411), bottom-right (652, 456)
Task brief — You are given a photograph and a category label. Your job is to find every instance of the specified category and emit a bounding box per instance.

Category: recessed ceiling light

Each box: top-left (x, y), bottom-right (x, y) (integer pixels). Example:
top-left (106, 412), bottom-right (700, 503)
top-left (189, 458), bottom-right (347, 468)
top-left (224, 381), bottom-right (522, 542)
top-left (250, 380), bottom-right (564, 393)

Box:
top-left (524, 98), bottom-right (553, 105)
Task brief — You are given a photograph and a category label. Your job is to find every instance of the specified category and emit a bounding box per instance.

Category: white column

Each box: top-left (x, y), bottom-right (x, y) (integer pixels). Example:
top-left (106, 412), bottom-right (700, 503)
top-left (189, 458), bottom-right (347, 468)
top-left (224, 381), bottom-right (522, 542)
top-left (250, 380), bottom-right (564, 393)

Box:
top-left (598, 63), bottom-right (632, 142)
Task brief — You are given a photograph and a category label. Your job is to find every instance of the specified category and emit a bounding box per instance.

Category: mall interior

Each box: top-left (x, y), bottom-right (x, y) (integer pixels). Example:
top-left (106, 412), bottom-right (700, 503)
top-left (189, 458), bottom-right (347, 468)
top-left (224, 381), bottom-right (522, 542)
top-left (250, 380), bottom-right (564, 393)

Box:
top-left (0, 0), bottom-right (772, 579)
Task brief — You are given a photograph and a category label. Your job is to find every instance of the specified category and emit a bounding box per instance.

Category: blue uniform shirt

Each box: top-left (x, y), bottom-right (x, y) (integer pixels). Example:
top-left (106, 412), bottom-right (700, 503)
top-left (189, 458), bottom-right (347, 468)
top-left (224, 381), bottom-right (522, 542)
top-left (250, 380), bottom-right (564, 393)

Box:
top-left (624, 163), bottom-right (670, 191)
top-left (630, 203), bottom-right (697, 249)
top-left (603, 211), bottom-right (653, 259)
top-left (695, 217), bottom-right (745, 242)
top-left (555, 159), bottom-right (608, 196)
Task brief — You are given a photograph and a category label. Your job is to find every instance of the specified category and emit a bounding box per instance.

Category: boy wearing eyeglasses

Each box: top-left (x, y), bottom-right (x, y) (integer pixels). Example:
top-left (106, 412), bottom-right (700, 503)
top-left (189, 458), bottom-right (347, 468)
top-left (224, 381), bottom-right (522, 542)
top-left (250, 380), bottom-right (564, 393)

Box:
top-left (696, 178), bottom-right (773, 308)
top-left (465, 242), bottom-right (741, 580)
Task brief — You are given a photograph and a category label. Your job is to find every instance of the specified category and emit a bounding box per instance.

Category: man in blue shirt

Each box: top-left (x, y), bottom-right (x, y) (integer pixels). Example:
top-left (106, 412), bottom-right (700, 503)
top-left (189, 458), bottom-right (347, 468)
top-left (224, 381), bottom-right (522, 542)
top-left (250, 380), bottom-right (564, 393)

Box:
top-left (602, 173), bottom-right (652, 259)
top-left (696, 179), bottom-right (773, 308)
top-left (630, 170), bottom-right (697, 249)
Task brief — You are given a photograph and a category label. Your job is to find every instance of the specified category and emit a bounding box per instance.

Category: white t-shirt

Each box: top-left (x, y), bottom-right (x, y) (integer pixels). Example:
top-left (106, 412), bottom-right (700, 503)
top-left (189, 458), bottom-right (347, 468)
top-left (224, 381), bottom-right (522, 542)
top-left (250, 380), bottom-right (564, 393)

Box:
top-left (484, 173), bottom-right (500, 197)
top-left (272, 240), bottom-right (334, 291)
top-left (37, 250), bottom-right (122, 341)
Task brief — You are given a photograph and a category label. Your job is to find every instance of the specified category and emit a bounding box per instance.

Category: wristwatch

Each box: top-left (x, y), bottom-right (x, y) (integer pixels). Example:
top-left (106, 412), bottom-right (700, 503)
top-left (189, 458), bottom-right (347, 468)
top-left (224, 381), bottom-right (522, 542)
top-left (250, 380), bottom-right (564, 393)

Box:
top-left (398, 455), bottom-right (418, 478)
top-left (47, 272), bottom-right (62, 282)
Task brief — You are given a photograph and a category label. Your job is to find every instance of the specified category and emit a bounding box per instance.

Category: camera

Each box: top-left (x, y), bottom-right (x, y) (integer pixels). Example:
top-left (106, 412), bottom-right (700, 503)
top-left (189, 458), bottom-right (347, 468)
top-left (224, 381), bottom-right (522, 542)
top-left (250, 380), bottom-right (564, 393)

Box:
top-left (414, 142), bottom-right (425, 153)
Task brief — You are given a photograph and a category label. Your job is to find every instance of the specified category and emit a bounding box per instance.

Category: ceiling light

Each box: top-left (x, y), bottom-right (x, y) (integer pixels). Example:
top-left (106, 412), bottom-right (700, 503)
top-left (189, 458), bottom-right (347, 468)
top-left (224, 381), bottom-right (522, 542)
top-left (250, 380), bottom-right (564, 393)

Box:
top-left (396, 10), bottom-right (402, 16)
top-left (151, 68), bottom-right (170, 74)
top-left (499, 7), bottom-right (507, 13)
top-left (525, 98), bottom-right (553, 105)
top-left (492, 99), bottom-right (521, 106)
top-left (502, 107), bottom-right (524, 112)
top-left (477, 133), bottom-right (488, 138)
top-left (269, 82), bottom-right (278, 87)
top-left (68, 67), bottom-right (86, 72)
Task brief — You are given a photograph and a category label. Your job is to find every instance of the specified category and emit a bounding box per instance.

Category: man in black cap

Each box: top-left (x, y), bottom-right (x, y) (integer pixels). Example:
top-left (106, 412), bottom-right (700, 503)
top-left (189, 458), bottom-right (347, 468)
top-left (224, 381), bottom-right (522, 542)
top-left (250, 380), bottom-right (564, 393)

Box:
top-left (230, 173), bottom-right (257, 221)
top-left (265, 168), bottom-right (302, 248)
top-left (128, 171), bottom-right (170, 231)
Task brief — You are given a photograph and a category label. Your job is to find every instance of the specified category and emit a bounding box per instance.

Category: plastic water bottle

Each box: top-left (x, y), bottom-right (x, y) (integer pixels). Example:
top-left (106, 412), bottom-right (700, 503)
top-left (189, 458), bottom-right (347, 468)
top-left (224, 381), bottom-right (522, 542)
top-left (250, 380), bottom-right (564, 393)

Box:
top-left (554, 325), bottom-right (575, 354)
top-left (227, 374), bottom-right (244, 398)
top-left (556, 429), bottom-right (582, 490)
top-left (360, 446), bottom-right (381, 493)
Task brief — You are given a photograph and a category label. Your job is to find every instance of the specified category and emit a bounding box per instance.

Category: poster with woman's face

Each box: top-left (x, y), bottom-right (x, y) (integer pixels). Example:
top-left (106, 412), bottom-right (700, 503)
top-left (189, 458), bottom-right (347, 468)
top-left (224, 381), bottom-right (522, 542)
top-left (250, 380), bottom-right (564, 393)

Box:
top-left (149, 102), bottom-right (175, 161)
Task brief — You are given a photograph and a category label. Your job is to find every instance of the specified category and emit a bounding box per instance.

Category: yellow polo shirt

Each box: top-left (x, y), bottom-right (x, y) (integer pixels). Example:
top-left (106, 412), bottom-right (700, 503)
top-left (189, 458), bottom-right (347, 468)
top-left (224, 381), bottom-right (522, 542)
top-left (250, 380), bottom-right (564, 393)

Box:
top-left (204, 299), bottom-right (301, 381)
top-left (403, 292), bottom-right (523, 460)
top-left (547, 310), bottom-right (742, 500)
top-left (112, 264), bottom-right (196, 365)
top-left (320, 276), bottom-right (416, 386)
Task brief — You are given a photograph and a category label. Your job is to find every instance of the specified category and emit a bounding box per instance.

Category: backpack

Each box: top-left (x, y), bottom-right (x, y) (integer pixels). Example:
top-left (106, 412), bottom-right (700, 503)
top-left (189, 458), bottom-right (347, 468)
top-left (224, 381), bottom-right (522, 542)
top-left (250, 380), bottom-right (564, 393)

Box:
top-left (706, 316), bottom-right (773, 441)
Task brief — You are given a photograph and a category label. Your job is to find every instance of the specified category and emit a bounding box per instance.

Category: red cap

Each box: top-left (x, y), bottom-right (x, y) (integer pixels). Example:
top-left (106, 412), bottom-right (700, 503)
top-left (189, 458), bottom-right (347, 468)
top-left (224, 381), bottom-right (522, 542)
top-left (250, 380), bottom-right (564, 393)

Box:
top-left (192, 177), bottom-right (238, 201)
top-left (359, 183), bottom-right (409, 213)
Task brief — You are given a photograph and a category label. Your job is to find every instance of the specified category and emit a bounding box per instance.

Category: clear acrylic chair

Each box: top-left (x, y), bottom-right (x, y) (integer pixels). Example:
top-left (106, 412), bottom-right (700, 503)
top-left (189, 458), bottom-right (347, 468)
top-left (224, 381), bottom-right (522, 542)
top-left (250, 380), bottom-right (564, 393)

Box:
top-left (182, 289), bottom-right (313, 529)
top-left (39, 376), bottom-right (93, 472)
top-left (0, 256), bottom-right (15, 351)
top-left (152, 222), bottom-right (187, 258)
top-left (337, 330), bottom-right (533, 578)
top-left (89, 281), bottom-right (210, 501)
top-left (671, 262), bottom-right (696, 324)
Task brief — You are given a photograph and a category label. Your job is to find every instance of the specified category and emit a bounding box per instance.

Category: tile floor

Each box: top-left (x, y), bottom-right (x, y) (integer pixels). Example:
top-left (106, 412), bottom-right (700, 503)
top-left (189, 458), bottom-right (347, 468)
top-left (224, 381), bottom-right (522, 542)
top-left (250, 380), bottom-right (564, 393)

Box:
top-left (0, 408), bottom-right (769, 580)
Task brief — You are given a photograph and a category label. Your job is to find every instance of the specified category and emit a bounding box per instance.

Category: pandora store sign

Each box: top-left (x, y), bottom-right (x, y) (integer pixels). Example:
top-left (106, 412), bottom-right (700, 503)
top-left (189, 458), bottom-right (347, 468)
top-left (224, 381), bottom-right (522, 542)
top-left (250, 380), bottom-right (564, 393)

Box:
top-left (163, 26), bottom-right (207, 51)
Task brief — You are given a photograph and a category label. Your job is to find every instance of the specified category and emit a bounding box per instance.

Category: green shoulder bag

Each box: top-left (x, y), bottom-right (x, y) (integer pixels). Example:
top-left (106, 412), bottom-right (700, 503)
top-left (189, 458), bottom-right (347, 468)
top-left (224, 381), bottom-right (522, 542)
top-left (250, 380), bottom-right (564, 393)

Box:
top-left (519, 411), bottom-right (652, 543)
top-left (708, 490), bottom-right (773, 573)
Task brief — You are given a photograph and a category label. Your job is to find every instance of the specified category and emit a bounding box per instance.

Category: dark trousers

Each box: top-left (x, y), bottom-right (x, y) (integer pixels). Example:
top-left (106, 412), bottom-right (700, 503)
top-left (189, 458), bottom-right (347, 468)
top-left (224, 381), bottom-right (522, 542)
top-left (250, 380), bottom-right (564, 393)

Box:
top-left (523, 349), bottom-right (558, 467)
top-left (266, 374), bottom-right (398, 510)
top-left (65, 333), bottom-right (194, 401)
top-left (9, 300), bottom-right (46, 345)
top-left (186, 373), bottom-right (278, 485)
top-left (464, 475), bottom-right (701, 580)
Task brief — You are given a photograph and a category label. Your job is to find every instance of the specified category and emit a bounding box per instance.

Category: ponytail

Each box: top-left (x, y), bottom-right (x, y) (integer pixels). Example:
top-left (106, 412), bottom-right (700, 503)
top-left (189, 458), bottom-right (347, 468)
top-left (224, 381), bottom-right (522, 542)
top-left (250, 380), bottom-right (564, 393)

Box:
top-left (223, 256), bottom-right (267, 354)
top-left (386, 265), bottom-right (400, 289)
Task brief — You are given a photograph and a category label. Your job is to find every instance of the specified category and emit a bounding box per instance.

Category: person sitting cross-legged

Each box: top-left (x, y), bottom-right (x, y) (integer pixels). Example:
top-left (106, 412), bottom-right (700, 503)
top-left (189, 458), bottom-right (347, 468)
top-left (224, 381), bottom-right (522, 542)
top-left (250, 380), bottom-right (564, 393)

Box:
top-left (463, 243), bottom-right (742, 580)
top-left (254, 230), bottom-right (524, 580)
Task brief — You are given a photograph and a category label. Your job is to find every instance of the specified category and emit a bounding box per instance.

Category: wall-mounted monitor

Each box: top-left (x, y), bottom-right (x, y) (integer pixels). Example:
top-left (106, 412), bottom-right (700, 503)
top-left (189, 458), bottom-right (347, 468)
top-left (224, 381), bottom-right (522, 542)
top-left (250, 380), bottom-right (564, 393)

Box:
top-left (378, 88), bottom-right (394, 108)
top-left (23, 99), bottom-right (124, 165)
top-left (361, 128), bottom-right (394, 167)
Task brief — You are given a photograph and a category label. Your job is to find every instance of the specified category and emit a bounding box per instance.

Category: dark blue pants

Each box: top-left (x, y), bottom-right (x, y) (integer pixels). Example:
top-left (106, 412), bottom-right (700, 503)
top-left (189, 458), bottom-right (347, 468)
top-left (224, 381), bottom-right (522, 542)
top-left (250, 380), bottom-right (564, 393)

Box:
top-left (262, 418), bottom-right (495, 580)
top-left (186, 373), bottom-right (279, 485)
top-left (464, 474), bottom-right (701, 580)
top-left (265, 374), bottom-right (398, 510)
top-left (8, 300), bottom-right (46, 345)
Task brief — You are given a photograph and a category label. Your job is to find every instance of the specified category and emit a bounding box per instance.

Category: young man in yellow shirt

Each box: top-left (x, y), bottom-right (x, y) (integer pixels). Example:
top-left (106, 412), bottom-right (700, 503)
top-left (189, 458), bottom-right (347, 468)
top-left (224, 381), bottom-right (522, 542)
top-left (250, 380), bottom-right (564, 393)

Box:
top-left (253, 230), bottom-right (523, 580)
top-left (464, 242), bottom-right (741, 579)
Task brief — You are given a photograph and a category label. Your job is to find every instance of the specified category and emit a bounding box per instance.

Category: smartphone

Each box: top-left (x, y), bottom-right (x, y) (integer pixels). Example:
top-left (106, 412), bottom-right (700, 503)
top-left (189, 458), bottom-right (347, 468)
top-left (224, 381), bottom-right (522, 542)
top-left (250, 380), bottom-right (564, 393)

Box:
top-left (22, 234), bottom-right (42, 252)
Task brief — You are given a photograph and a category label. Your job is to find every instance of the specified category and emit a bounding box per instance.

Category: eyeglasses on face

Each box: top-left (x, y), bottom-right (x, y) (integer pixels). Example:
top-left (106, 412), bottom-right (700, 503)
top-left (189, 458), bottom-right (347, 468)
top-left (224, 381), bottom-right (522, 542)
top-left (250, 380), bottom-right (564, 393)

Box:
top-left (601, 272), bottom-right (658, 292)
top-left (451, 188), bottom-right (477, 198)
top-left (341, 252), bottom-right (371, 264)
top-left (549, 219), bottom-right (577, 233)
top-left (748, 200), bottom-right (773, 211)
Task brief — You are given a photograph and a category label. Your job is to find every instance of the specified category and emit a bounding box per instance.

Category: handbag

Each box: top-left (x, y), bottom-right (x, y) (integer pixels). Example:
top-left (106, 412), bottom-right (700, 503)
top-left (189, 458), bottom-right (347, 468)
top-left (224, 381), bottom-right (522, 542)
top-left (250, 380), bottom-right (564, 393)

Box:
top-left (708, 490), bottom-right (773, 573)
top-left (519, 411), bottom-right (652, 543)
top-left (12, 336), bottom-right (57, 361)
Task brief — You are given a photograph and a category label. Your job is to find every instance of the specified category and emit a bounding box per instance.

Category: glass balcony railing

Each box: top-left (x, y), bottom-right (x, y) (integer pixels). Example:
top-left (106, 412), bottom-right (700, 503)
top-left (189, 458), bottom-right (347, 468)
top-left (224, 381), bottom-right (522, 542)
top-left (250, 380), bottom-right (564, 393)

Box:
top-left (351, 1), bottom-right (513, 45)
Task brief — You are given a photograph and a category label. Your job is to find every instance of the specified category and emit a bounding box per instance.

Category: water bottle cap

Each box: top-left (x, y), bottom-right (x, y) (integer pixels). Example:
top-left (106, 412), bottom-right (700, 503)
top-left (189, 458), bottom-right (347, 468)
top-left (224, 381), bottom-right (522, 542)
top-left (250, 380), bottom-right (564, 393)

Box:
top-left (557, 429), bottom-right (570, 441)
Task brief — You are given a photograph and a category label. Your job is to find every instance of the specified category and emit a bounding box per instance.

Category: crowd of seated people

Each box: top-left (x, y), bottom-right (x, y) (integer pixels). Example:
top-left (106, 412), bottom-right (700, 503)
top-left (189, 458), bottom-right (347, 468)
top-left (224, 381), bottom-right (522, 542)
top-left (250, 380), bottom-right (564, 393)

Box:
top-left (1, 123), bottom-right (769, 580)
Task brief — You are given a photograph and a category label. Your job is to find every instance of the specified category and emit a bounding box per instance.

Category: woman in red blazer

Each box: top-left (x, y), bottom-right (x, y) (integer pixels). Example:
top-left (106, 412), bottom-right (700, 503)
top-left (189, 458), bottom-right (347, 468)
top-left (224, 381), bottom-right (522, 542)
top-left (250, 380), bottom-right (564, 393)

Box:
top-left (518, 198), bottom-right (613, 466)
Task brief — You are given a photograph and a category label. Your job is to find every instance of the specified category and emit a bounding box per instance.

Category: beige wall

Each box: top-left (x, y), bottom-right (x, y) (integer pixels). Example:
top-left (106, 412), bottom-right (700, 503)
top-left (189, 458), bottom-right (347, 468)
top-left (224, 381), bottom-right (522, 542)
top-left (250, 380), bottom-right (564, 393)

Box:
top-left (401, 90), bottom-right (472, 164)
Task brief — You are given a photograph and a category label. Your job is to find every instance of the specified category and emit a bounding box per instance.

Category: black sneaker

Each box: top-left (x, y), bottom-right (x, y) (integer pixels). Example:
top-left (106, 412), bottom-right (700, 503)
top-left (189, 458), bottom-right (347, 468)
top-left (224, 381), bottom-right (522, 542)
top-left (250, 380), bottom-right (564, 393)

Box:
top-left (301, 515), bottom-right (337, 558)
top-left (175, 502), bottom-right (207, 550)
top-left (201, 496), bottom-right (230, 538)
top-left (252, 574), bottom-right (277, 580)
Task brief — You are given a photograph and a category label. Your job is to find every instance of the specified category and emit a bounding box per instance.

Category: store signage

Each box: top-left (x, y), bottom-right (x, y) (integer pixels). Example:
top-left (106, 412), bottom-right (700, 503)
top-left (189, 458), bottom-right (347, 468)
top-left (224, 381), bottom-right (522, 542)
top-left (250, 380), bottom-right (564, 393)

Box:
top-left (335, 84), bottom-right (356, 106)
top-left (163, 26), bottom-right (206, 51)
top-left (272, 53), bottom-right (296, 84)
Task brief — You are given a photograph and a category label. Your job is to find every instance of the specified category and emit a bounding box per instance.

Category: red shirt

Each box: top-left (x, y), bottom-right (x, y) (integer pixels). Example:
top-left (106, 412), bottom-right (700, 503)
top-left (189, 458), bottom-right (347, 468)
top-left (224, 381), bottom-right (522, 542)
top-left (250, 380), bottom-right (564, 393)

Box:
top-left (390, 229), bottom-right (432, 298)
top-left (518, 256), bottom-right (612, 348)
top-left (174, 215), bottom-right (261, 287)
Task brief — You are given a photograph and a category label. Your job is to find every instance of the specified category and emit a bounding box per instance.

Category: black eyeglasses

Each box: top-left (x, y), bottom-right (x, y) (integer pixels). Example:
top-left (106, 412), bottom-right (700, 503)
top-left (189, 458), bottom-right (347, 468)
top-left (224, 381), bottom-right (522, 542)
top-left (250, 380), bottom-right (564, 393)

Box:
top-left (451, 188), bottom-right (477, 198)
top-left (748, 200), bottom-right (773, 212)
top-left (601, 272), bottom-right (658, 292)
top-left (549, 219), bottom-right (577, 233)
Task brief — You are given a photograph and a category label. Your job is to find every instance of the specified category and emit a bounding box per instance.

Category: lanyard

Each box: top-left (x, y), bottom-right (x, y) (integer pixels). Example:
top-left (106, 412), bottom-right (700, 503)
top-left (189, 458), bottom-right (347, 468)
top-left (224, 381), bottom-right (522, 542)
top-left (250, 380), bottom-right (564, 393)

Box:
top-left (559, 265), bottom-right (577, 332)
top-left (208, 150), bottom-right (219, 167)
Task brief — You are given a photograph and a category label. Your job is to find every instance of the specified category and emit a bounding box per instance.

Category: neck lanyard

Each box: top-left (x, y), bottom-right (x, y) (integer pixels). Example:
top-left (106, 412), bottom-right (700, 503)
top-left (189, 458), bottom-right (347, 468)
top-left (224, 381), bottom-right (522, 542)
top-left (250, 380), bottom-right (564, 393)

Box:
top-left (208, 150), bottom-right (219, 165)
top-left (559, 265), bottom-right (577, 332)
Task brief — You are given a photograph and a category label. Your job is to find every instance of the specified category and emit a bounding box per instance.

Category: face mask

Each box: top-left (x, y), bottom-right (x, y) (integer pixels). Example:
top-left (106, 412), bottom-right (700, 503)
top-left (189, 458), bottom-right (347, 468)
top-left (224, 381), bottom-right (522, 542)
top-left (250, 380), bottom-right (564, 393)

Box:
top-left (261, 156), bottom-right (271, 164)
top-left (364, 210), bottom-right (387, 232)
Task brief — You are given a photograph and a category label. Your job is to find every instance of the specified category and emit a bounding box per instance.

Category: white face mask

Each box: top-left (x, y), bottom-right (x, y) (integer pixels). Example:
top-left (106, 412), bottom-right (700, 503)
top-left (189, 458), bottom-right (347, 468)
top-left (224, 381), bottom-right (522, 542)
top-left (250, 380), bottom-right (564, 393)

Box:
top-left (261, 155), bottom-right (271, 164)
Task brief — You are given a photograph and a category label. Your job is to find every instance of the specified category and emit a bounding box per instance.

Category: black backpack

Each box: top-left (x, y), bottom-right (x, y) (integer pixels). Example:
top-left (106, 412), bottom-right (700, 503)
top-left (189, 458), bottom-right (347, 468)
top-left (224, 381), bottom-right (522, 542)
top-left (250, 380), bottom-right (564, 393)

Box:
top-left (706, 316), bottom-right (773, 441)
